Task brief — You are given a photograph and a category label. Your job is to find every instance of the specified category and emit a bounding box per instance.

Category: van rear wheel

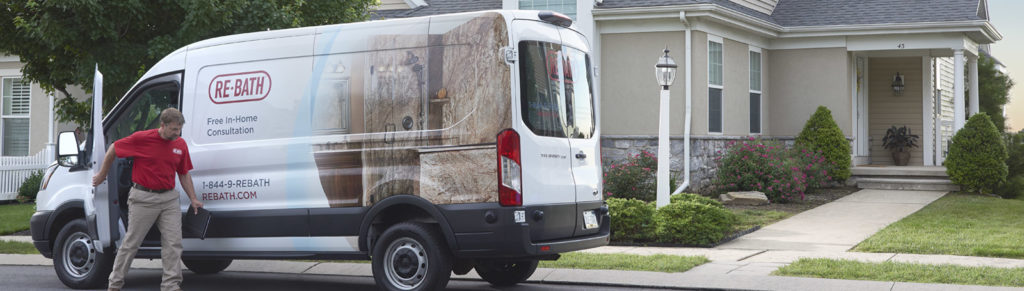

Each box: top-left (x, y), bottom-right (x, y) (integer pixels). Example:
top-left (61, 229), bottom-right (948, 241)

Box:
top-left (371, 222), bottom-right (452, 291)
top-left (183, 259), bottom-right (233, 274)
top-left (475, 259), bottom-right (539, 286)
top-left (53, 218), bottom-right (114, 289)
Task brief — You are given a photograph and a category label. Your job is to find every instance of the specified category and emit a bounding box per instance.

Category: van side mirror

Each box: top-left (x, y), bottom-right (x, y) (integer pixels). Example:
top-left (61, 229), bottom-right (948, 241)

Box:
top-left (57, 131), bottom-right (80, 167)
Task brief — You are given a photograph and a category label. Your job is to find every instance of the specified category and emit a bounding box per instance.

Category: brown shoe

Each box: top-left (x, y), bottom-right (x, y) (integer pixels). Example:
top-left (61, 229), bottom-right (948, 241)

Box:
top-left (108, 289), bottom-right (120, 291)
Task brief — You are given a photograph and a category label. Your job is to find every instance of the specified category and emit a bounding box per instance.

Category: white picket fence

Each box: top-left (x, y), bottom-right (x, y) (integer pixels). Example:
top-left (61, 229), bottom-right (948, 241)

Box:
top-left (0, 146), bottom-right (53, 201)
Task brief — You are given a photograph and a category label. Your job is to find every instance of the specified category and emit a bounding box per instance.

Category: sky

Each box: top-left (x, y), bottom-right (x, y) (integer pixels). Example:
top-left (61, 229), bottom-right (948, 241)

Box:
top-left (989, 0), bottom-right (1023, 132)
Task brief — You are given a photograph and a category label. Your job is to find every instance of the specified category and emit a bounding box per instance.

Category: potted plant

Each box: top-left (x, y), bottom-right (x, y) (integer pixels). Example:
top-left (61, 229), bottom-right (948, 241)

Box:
top-left (882, 125), bottom-right (919, 166)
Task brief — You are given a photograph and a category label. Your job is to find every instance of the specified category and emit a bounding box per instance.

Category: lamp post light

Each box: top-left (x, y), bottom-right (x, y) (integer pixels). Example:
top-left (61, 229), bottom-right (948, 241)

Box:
top-left (655, 49), bottom-right (677, 208)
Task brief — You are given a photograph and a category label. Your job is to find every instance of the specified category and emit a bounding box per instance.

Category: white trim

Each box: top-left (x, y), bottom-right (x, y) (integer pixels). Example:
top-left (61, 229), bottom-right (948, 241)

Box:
top-left (953, 50), bottom-right (966, 131)
top-left (922, 56), bottom-right (934, 166)
top-left (968, 56), bottom-right (979, 116)
top-left (403, 0), bottom-right (427, 8)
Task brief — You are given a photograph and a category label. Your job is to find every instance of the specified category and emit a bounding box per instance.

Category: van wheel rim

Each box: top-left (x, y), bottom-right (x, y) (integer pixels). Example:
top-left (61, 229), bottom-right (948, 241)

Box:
top-left (384, 237), bottom-right (427, 290)
top-left (62, 232), bottom-right (95, 278)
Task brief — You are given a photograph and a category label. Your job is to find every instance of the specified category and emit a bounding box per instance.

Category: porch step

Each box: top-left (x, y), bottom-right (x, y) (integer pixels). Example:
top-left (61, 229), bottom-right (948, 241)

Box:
top-left (851, 166), bottom-right (949, 177)
top-left (855, 177), bottom-right (960, 191)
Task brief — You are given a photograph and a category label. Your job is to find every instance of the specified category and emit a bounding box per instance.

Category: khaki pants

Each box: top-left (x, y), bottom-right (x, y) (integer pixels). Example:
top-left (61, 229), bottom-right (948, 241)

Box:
top-left (108, 187), bottom-right (183, 291)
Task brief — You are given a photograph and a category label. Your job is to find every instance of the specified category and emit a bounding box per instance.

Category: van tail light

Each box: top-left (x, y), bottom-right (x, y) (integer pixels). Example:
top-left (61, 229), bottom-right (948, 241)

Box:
top-left (497, 129), bottom-right (522, 206)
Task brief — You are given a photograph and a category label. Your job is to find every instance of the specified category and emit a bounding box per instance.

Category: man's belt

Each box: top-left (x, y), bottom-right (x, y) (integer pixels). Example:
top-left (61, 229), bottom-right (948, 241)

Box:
top-left (133, 183), bottom-right (173, 193)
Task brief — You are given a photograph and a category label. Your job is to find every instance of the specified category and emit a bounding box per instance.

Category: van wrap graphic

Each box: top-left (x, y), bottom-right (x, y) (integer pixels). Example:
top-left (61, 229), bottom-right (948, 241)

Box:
top-left (311, 13), bottom-right (511, 207)
top-left (208, 71), bottom-right (272, 104)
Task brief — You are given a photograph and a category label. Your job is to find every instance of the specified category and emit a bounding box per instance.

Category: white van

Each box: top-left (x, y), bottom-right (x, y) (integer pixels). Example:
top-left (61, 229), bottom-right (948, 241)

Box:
top-left (30, 10), bottom-right (607, 291)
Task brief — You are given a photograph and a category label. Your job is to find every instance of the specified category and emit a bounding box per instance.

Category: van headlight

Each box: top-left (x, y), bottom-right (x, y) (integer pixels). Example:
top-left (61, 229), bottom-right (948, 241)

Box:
top-left (40, 163), bottom-right (58, 191)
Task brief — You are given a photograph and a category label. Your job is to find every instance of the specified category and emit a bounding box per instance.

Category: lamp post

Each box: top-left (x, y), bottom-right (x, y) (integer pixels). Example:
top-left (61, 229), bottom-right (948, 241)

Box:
top-left (655, 49), bottom-right (677, 208)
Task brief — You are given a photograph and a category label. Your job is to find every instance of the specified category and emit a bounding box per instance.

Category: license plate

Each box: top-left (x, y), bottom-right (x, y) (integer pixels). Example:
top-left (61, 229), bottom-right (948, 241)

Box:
top-left (583, 210), bottom-right (599, 230)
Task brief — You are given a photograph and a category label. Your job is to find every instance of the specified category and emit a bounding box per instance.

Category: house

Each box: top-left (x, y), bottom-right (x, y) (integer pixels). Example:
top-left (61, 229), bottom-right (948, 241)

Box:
top-left (0, 55), bottom-right (83, 200)
top-left (375, 0), bottom-right (1001, 192)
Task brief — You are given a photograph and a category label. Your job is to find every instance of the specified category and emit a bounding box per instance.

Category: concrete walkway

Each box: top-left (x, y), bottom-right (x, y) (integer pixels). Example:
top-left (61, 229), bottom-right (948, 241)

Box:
top-left (4, 189), bottom-right (1024, 290)
top-left (716, 189), bottom-right (948, 252)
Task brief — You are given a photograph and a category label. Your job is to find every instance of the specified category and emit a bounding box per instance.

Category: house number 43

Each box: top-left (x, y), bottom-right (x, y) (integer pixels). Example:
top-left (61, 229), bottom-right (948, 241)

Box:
top-left (897, 43), bottom-right (906, 49)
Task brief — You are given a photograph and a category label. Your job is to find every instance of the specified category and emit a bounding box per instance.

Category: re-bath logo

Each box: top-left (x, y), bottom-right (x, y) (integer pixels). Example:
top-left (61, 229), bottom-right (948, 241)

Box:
top-left (173, 148), bottom-right (183, 155)
top-left (208, 71), bottom-right (272, 104)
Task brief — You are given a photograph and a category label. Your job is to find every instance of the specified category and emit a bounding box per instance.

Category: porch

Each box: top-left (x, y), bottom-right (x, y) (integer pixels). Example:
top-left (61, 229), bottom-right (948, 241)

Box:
top-left (850, 165), bottom-right (959, 191)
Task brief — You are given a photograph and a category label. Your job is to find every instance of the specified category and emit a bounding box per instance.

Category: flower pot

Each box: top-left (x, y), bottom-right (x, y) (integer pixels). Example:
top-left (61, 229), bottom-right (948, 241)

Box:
top-left (892, 151), bottom-right (911, 166)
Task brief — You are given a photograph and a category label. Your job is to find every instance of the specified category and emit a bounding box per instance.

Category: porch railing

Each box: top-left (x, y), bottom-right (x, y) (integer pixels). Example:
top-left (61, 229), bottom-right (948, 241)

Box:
top-left (0, 146), bottom-right (53, 201)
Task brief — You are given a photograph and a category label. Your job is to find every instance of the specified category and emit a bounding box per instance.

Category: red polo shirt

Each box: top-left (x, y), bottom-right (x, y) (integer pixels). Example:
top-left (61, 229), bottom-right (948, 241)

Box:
top-left (114, 129), bottom-right (193, 190)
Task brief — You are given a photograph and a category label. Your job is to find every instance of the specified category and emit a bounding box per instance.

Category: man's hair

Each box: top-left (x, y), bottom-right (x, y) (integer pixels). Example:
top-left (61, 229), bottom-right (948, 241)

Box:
top-left (160, 108), bottom-right (185, 125)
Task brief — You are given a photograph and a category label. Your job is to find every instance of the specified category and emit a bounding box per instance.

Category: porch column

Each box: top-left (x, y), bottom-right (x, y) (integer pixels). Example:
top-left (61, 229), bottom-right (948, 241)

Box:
top-left (953, 49), bottom-right (966, 130)
top-left (969, 55), bottom-right (979, 116)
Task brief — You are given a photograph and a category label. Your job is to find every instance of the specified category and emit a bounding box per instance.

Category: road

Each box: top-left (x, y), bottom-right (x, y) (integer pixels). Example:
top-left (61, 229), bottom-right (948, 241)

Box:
top-left (0, 266), bottom-right (708, 291)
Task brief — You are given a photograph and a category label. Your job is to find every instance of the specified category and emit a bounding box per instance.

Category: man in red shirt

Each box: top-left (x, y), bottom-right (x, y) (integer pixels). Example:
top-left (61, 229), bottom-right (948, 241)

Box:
top-left (92, 108), bottom-right (203, 291)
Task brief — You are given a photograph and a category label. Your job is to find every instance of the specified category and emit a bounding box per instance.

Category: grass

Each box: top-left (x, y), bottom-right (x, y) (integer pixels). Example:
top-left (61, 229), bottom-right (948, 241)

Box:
top-left (775, 258), bottom-right (1024, 287)
top-left (731, 209), bottom-right (791, 232)
top-left (539, 252), bottom-right (708, 273)
top-left (0, 203), bottom-right (34, 235)
top-left (853, 193), bottom-right (1024, 259)
top-left (0, 240), bottom-right (38, 254)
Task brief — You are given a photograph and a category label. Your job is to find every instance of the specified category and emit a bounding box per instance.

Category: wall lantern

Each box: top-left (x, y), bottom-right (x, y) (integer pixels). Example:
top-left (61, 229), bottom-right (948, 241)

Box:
top-left (892, 72), bottom-right (905, 96)
top-left (655, 49), bottom-right (678, 90)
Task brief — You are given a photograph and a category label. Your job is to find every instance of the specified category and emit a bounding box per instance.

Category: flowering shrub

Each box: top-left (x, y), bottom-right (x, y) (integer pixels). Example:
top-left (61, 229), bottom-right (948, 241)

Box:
top-left (713, 138), bottom-right (833, 203)
top-left (604, 151), bottom-right (675, 202)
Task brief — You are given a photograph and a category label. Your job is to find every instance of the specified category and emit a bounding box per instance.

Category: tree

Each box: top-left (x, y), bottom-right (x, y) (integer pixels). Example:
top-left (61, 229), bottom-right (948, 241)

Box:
top-left (977, 54), bottom-right (1014, 132)
top-left (0, 0), bottom-right (375, 128)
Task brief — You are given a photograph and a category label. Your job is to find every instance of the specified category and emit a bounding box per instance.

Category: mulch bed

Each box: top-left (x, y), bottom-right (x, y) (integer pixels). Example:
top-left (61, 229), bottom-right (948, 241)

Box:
top-left (723, 186), bottom-right (861, 214)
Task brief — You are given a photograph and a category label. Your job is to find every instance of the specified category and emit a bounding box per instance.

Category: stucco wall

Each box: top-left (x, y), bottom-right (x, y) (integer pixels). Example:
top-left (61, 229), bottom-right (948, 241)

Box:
top-left (869, 57), bottom-right (924, 166)
top-left (692, 31), bottom-right (709, 135)
top-left (28, 83), bottom-right (47, 155)
top-left (600, 31), bottom-right (687, 135)
top-left (767, 47), bottom-right (851, 136)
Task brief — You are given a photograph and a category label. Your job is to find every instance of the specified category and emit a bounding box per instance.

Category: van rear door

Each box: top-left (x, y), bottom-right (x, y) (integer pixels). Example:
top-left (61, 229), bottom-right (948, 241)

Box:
top-left (513, 22), bottom-right (577, 241)
top-left (558, 29), bottom-right (603, 237)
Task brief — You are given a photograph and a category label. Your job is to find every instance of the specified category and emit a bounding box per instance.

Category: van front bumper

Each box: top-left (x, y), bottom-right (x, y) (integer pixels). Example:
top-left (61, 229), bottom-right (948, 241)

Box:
top-left (438, 201), bottom-right (610, 259)
top-left (30, 211), bottom-right (53, 258)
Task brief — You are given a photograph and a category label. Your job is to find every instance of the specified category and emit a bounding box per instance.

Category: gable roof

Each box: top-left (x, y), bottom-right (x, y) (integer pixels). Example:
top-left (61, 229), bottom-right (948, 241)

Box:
top-left (597, 0), bottom-right (986, 27)
top-left (770, 0), bottom-right (985, 27)
top-left (372, 0), bottom-right (502, 19)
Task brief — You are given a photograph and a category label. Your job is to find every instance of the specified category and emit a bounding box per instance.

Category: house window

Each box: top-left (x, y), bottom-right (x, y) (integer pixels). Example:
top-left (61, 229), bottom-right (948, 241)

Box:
top-left (2, 77), bottom-right (31, 156)
top-left (520, 0), bottom-right (577, 19)
top-left (708, 37), bottom-right (723, 133)
top-left (749, 48), bottom-right (762, 134)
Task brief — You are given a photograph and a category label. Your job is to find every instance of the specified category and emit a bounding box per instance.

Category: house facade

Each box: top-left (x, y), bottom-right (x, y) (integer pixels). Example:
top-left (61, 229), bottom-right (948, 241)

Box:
top-left (375, 0), bottom-right (1001, 192)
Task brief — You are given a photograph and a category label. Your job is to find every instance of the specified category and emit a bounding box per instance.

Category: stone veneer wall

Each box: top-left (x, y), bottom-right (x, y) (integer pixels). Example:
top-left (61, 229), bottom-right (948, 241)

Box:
top-left (601, 135), bottom-right (797, 194)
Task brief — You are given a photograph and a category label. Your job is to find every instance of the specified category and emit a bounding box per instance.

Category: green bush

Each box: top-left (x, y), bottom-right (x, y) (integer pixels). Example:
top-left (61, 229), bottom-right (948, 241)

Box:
top-left (996, 175), bottom-right (1024, 199)
top-left (654, 200), bottom-right (737, 246)
top-left (603, 150), bottom-right (677, 202)
top-left (1005, 132), bottom-right (1024, 178)
top-left (17, 170), bottom-right (44, 202)
top-left (795, 106), bottom-right (851, 182)
top-left (713, 138), bottom-right (831, 203)
top-left (670, 192), bottom-right (723, 208)
top-left (945, 113), bottom-right (1008, 193)
top-left (606, 198), bottom-right (656, 242)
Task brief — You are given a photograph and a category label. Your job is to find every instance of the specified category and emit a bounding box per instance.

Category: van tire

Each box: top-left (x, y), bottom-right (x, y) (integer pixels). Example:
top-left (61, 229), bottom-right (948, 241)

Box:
top-left (475, 259), bottom-right (539, 286)
top-left (53, 218), bottom-right (115, 289)
top-left (371, 222), bottom-right (452, 291)
top-left (183, 259), bottom-right (233, 274)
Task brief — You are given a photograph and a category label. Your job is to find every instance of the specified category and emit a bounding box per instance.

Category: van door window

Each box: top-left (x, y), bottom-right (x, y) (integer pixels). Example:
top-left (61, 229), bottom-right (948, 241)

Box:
top-left (519, 41), bottom-right (568, 138)
top-left (107, 81), bottom-right (180, 144)
top-left (563, 47), bottom-right (595, 139)
top-left (519, 41), bottom-right (594, 139)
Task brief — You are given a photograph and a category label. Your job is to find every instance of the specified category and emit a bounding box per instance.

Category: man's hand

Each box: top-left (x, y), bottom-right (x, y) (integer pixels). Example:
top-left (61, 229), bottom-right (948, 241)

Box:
top-left (91, 174), bottom-right (105, 187)
top-left (190, 199), bottom-right (204, 214)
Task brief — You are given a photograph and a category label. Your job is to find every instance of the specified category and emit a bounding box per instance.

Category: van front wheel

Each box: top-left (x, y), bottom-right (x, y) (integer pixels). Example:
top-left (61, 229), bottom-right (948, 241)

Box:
top-left (183, 259), bottom-right (233, 274)
top-left (371, 222), bottom-right (452, 291)
top-left (475, 259), bottom-right (539, 286)
top-left (53, 218), bottom-right (114, 289)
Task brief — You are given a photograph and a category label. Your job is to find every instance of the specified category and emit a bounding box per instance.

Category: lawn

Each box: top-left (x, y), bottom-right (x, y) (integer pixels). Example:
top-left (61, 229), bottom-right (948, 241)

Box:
top-left (0, 240), bottom-right (38, 254)
top-left (853, 193), bottom-right (1024, 259)
top-left (539, 252), bottom-right (708, 273)
top-left (775, 258), bottom-right (1024, 287)
top-left (0, 203), bottom-right (34, 235)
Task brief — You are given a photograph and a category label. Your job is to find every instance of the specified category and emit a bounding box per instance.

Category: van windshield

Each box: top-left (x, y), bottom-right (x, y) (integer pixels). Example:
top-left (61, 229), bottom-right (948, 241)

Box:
top-left (519, 41), bottom-right (595, 139)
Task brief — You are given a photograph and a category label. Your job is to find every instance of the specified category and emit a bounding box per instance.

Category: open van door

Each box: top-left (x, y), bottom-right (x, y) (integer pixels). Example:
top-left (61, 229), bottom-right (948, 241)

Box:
top-left (85, 67), bottom-right (120, 251)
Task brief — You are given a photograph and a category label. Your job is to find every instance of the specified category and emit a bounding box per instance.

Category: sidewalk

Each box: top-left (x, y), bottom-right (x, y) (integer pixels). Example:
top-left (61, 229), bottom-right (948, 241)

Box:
top-left (4, 189), bottom-right (1023, 290)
